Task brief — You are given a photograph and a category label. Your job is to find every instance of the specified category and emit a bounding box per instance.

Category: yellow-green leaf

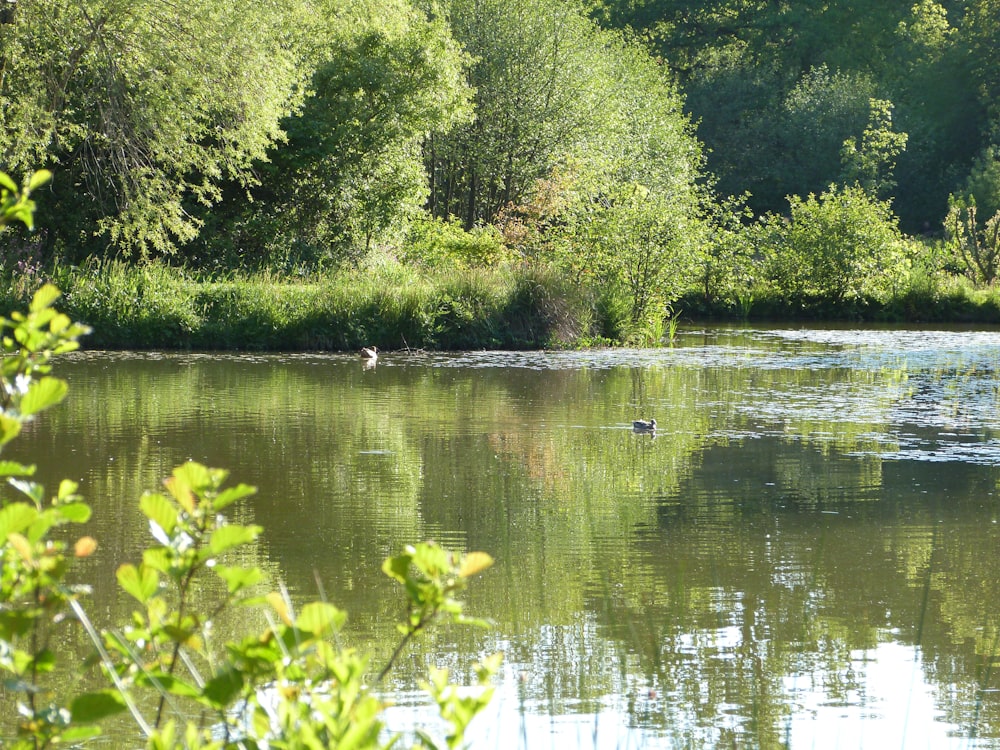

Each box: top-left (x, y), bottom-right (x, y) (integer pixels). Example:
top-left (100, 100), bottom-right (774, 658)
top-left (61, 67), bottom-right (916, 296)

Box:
top-left (29, 283), bottom-right (61, 313)
top-left (117, 563), bottom-right (160, 603)
top-left (296, 602), bottom-right (346, 637)
top-left (458, 551), bottom-right (494, 578)
top-left (140, 493), bottom-right (178, 536)
top-left (19, 376), bottom-right (68, 416)
top-left (0, 502), bottom-right (37, 538)
top-left (208, 524), bottom-right (261, 555)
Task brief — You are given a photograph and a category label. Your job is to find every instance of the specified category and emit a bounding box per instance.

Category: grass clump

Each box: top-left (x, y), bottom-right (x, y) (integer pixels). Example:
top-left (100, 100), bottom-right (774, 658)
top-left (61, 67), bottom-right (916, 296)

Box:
top-left (3, 256), bottom-right (598, 351)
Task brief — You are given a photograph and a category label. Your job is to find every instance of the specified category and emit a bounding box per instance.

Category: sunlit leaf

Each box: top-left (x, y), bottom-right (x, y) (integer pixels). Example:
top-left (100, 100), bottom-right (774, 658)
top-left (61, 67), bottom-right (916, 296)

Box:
top-left (140, 492), bottom-right (178, 536)
top-left (142, 547), bottom-right (171, 574)
top-left (8, 477), bottom-right (43, 503)
top-left (19, 376), bottom-right (68, 415)
top-left (57, 502), bottom-right (91, 523)
top-left (0, 461), bottom-right (34, 477)
top-left (296, 602), bottom-right (346, 637)
top-left (0, 415), bottom-right (21, 445)
top-left (136, 672), bottom-right (201, 698)
top-left (382, 553), bottom-right (413, 584)
top-left (266, 592), bottom-right (292, 625)
top-left (117, 563), bottom-right (160, 604)
top-left (458, 551), bottom-right (494, 578)
top-left (29, 283), bottom-right (61, 313)
top-left (60, 725), bottom-right (103, 743)
top-left (208, 524), bottom-right (261, 555)
top-left (7, 532), bottom-right (32, 562)
top-left (211, 483), bottom-right (257, 511)
top-left (215, 564), bottom-right (262, 594)
top-left (0, 502), bottom-right (37, 538)
top-left (162, 476), bottom-right (195, 514)
top-left (57, 478), bottom-right (80, 500)
top-left (26, 170), bottom-right (52, 192)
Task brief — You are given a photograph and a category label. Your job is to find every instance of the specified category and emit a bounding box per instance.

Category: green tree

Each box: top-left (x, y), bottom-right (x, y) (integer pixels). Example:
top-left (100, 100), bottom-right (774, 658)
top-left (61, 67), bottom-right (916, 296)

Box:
top-left (840, 98), bottom-right (909, 199)
top-left (0, 0), bottom-right (315, 260)
top-left (780, 66), bottom-right (879, 203)
top-left (202, 0), bottom-right (473, 270)
top-left (428, 0), bottom-right (630, 227)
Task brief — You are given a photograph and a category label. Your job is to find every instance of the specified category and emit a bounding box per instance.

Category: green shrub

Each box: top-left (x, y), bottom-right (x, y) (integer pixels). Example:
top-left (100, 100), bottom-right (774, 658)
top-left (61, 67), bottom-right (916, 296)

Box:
top-left (762, 184), bottom-right (910, 302)
top-left (401, 214), bottom-right (513, 269)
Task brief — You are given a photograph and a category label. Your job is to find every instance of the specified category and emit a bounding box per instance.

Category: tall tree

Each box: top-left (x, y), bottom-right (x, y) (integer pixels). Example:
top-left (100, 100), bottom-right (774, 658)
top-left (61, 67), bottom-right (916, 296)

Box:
top-left (202, 0), bottom-right (473, 269)
top-left (0, 0), bottom-right (315, 259)
top-left (427, 0), bottom-right (614, 228)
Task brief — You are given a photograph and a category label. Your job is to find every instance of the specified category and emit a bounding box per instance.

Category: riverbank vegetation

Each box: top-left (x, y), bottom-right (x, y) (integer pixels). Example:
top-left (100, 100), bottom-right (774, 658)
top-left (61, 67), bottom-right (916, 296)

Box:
top-left (3, 0), bottom-right (1000, 347)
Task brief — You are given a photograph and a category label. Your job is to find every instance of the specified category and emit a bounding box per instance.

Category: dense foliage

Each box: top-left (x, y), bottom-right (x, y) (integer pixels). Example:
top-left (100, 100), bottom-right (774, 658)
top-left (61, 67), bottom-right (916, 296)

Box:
top-left (4, 0), bottom-right (1000, 342)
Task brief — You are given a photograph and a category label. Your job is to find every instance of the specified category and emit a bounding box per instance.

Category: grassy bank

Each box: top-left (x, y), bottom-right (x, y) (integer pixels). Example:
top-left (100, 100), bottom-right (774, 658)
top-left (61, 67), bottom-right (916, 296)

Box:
top-left (0, 259), bottom-right (596, 351)
top-left (679, 272), bottom-right (1000, 325)
top-left (4, 258), bottom-right (1000, 353)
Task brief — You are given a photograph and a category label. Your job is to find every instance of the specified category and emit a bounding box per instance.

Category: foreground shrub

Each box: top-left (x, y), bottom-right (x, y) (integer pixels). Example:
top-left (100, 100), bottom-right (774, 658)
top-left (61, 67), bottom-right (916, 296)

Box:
top-left (0, 177), bottom-right (498, 749)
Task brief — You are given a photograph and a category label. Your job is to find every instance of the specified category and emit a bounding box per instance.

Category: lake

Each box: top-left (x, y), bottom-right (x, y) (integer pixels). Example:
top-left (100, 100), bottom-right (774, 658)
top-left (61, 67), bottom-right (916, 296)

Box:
top-left (9, 326), bottom-right (1000, 748)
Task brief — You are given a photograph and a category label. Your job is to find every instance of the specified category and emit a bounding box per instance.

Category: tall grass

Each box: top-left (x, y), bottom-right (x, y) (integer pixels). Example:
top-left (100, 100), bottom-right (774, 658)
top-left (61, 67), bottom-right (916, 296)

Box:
top-left (5, 255), bottom-right (999, 352)
top-left (4, 258), bottom-right (598, 351)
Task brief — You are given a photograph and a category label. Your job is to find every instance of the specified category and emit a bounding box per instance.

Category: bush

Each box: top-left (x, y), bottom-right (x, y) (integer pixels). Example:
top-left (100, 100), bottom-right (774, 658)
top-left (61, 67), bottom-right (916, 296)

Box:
top-left (401, 214), bottom-right (513, 269)
top-left (762, 184), bottom-right (910, 302)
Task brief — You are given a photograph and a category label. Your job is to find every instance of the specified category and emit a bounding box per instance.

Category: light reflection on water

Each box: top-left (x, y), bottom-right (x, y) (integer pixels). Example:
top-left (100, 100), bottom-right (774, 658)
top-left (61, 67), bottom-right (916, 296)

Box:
top-left (9, 325), bottom-right (1000, 748)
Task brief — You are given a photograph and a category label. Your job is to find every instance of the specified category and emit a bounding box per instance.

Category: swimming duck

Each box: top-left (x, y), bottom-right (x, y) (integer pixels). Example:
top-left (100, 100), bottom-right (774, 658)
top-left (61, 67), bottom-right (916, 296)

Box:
top-left (361, 346), bottom-right (378, 361)
top-left (632, 418), bottom-right (656, 432)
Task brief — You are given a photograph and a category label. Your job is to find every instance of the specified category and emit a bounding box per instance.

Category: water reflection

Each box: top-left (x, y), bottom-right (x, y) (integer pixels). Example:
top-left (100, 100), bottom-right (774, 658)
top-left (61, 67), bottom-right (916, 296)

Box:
top-left (8, 326), bottom-right (1000, 748)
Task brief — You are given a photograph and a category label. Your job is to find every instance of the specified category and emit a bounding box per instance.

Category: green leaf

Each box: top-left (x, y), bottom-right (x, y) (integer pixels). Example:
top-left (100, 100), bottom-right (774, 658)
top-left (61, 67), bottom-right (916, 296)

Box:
top-left (57, 478), bottom-right (80, 500)
top-left (117, 563), bottom-right (160, 604)
top-left (202, 667), bottom-right (243, 708)
top-left (208, 524), bottom-right (262, 555)
top-left (136, 673), bottom-right (202, 698)
top-left (0, 172), bottom-right (17, 193)
top-left (26, 170), bottom-right (52, 192)
top-left (32, 648), bottom-right (56, 673)
top-left (211, 482), bottom-right (257, 511)
top-left (29, 284), bottom-right (61, 313)
top-left (139, 493), bottom-right (178, 536)
top-left (171, 462), bottom-right (220, 495)
top-left (56, 502), bottom-right (92, 523)
top-left (382, 553), bottom-right (413, 584)
top-left (19, 376), bottom-right (68, 416)
top-left (61, 725), bottom-right (103, 743)
top-left (0, 461), bottom-right (34, 477)
top-left (215, 564), bottom-right (262, 594)
top-left (8, 477), bottom-right (43, 503)
top-left (0, 502), bottom-right (38, 538)
top-left (142, 547), bottom-right (171, 574)
top-left (70, 690), bottom-right (127, 722)
top-left (0, 415), bottom-right (21, 446)
top-left (295, 602), bottom-right (346, 637)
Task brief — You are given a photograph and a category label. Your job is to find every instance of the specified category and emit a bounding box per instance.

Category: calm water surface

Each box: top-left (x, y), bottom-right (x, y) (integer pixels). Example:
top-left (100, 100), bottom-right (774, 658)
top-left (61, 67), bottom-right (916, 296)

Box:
top-left (12, 326), bottom-right (1000, 748)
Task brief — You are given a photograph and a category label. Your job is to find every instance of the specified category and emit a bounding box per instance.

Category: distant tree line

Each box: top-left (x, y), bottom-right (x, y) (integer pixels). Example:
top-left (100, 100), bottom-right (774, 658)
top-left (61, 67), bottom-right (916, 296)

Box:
top-left (2, 0), bottom-right (1000, 337)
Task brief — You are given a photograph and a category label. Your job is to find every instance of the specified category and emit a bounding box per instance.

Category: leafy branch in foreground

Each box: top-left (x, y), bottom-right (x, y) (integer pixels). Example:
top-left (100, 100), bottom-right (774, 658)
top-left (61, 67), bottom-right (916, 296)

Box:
top-left (0, 171), bottom-right (498, 749)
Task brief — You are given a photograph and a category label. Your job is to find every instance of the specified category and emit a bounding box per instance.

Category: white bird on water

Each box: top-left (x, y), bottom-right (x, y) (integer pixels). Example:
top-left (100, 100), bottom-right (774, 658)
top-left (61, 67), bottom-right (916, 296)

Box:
top-left (361, 346), bottom-right (378, 361)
